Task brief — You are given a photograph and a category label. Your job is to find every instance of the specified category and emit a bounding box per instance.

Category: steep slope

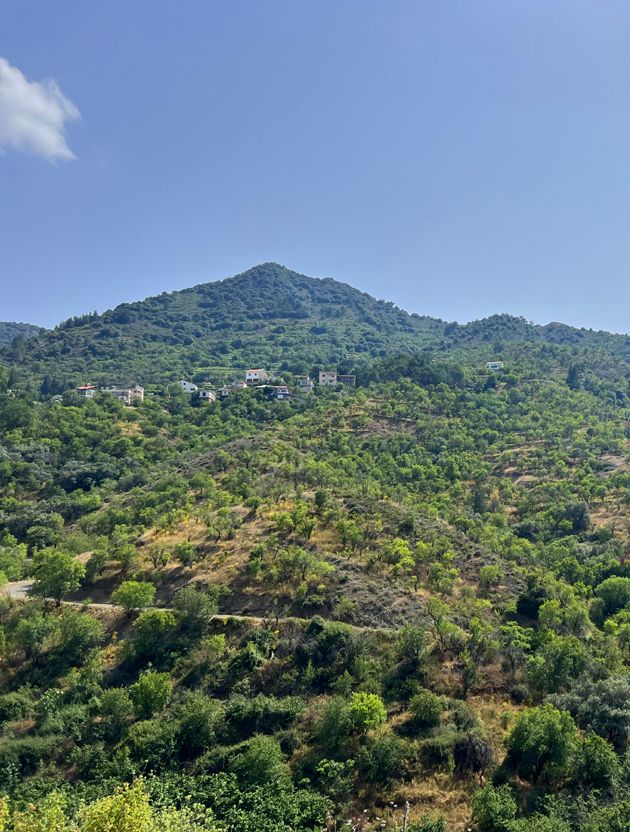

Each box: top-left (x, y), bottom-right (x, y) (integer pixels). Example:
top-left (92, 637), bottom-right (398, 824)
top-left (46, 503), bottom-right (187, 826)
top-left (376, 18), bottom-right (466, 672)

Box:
top-left (0, 321), bottom-right (43, 347)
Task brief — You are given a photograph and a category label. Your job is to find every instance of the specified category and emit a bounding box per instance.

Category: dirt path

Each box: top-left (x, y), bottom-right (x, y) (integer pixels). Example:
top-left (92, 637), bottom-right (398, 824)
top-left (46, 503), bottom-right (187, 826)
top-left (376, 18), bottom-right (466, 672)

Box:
top-left (1, 580), bottom-right (386, 632)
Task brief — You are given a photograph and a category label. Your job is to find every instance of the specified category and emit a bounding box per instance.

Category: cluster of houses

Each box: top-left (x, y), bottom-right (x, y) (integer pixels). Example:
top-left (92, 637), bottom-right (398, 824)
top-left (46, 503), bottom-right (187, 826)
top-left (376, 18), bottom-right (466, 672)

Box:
top-left (76, 364), bottom-right (504, 407)
top-left (178, 368), bottom-right (356, 403)
top-left (77, 384), bottom-right (145, 405)
top-left (76, 368), bottom-right (356, 407)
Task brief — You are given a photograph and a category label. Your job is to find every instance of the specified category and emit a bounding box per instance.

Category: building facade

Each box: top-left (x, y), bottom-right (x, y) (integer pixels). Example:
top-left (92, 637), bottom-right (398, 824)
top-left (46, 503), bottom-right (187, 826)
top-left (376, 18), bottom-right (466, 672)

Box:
top-left (197, 389), bottom-right (216, 403)
top-left (179, 380), bottom-right (198, 393)
top-left (245, 369), bottom-right (269, 386)
top-left (104, 385), bottom-right (145, 405)
top-left (295, 375), bottom-right (314, 393)
top-left (318, 371), bottom-right (338, 386)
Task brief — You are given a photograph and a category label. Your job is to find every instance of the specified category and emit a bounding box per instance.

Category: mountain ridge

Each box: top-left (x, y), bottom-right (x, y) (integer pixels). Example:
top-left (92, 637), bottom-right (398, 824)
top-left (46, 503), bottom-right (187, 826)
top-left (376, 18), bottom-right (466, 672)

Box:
top-left (2, 262), bottom-right (629, 391)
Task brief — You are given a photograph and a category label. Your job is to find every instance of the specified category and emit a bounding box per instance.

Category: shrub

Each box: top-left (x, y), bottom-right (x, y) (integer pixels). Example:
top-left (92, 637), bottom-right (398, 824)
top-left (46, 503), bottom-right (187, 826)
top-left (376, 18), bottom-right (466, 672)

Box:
top-left (98, 688), bottom-right (134, 741)
top-left (572, 732), bottom-right (619, 793)
top-left (229, 734), bottom-right (288, 786)
top-left (453, 732), bottom-right (494, 776)
top-left (0, 691), bottom-right (33, 724)
top-left (347, 692), bottom-right (386, 732)
top-left (418, 733), bottom-right (455, 770)
top-left (124, 719), bottom-right (177, 770)
top-left (409, 689), bottom-right (443, 732)
top-left (356, 731), bottom-right (409, 784)
top-left (505, 704), bottom-right (578, 785)
top-left (129, 670), bottom-right (172, 719)
top-left (472, 784), bottom-right (517, 832)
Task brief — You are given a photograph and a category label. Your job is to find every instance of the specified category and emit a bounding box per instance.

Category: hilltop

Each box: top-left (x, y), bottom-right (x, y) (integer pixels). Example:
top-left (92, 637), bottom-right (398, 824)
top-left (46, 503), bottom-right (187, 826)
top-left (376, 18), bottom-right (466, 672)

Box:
top-left (4, 262), bottom-right (629, 394)
top-left (4, 263), bottom-right (444, 391)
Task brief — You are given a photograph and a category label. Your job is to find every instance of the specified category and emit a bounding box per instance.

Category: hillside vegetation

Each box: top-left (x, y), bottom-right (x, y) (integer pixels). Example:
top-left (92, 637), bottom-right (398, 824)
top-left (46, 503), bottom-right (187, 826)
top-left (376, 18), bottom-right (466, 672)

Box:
top-left (0, 271), bottom-right (630, 831)
top-left (5, 262), bottom-right (630, 394)
top-left (0, 323), bottom-right (42, 349)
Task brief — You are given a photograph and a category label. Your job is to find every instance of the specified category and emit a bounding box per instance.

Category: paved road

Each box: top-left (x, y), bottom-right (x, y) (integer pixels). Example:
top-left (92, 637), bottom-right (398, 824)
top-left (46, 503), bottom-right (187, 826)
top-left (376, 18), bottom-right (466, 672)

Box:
top-left (3, 579), bottom-right (33, 599)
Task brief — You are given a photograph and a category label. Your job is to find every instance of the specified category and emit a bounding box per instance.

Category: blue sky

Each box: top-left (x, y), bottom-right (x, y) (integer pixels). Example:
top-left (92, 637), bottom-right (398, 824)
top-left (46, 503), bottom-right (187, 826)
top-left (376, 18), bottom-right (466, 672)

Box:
top-left (1, 1), bottom-right (630, 332)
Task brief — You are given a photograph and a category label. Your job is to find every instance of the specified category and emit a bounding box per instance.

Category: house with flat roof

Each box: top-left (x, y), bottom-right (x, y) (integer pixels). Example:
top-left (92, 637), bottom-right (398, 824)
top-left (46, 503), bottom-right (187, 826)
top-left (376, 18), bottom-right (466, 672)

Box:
top-left (245, 368), bottom-right (269, 386)
top-left (318, 371), bottom-right (338, 386)
top-left (338, 374), bottom-right (356, 387)
top-left (103, 384), bottom-right (145, 405)
top-left (269, 385), bottom-right (291, 400)
top-left (196, 389), bottom-right (216, 403)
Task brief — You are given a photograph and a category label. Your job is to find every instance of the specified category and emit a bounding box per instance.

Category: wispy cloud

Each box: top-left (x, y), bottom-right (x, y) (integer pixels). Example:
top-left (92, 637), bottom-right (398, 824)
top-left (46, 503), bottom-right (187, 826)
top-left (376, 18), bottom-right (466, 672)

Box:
top-left (0, 57), bottom-right (80, 161)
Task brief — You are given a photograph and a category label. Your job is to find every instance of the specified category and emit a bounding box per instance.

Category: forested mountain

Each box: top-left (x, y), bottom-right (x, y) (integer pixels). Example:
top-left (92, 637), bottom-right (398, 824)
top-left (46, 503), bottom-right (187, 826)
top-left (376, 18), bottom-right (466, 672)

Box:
top-left (4, 262), bottom-right (628, 395)
top-left (4, 263), bottom-right (445, 390)
top-left (1, 271), bottom-right (630, 831)
top-left (0, 322), bottom-right (42, 348)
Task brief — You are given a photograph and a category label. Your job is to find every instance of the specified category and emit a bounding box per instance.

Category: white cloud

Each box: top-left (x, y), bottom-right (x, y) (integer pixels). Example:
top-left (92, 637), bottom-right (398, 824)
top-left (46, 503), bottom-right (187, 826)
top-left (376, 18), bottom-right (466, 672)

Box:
top-left (0, 57), bottom-right (80, 161)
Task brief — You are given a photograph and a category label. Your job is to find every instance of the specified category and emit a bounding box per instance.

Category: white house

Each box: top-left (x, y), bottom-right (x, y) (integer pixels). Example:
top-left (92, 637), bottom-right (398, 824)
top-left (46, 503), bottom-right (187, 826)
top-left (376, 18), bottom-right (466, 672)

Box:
top-left (246, 368), bottom-right (269, 386)
top-left (318, 371), bottom-right (338, 386)
top-left (77, 385), bottom-right (98, 399)
top-left (179, 380), bottom-right (198, 393)
top-left (103, 384), bottom-right (145, 405)
top-left (485, 361), bottom-right (505, 371)
top-left (197, 389), bottom-right (216, 403)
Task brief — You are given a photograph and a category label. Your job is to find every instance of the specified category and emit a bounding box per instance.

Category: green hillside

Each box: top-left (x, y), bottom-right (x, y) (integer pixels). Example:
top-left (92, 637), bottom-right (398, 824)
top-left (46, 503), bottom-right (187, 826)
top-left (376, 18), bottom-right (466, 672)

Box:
top-left (0, 322), bottom-right (42, 348)
top-left (1, 273), bottom-right (630, 831)
top-left (4, 263), bottom-right (629, 397)
top-left (4, 263), bottom-right (445, 391)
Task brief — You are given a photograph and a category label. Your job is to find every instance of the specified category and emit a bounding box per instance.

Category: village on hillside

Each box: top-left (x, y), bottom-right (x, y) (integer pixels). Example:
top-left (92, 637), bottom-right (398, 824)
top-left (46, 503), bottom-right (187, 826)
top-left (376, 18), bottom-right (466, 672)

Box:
top-left (76, 362), bottom-right (506, 406)
top-left (76, 369), bottom-right (357, 405)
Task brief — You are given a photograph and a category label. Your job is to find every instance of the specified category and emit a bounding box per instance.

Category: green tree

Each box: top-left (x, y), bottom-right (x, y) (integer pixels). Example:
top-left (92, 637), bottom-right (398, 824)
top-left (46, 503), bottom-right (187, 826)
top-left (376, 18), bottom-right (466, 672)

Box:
top-left (56, 609), bottom-right (104, 665)
top-left (505, 704), bottom-right (578, 784)
top-left (81, 781), bottom-right (154, 832)
top-left (112, 580), bottom-right (156, 615)
top-left (13, 612), bottom-right (56, 665)
top-left (31, 549), bottom-right (85, 605)
top-left (172, 584), bottom-right (218, 635)
top-left (131, 608), bottom-right (176, 660)
top-left (173, 542), bottom-right (198, 569)
top-left (472, 784), bottom-right (516, 832)
top-left (347, 691), bottom-right (387, 732)
top-left (129, 670), bottom-right (172, 719)
top-left (98, 688), bottom-right (134, 741)
top-left (572, 732), bottom-right (619, 792)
